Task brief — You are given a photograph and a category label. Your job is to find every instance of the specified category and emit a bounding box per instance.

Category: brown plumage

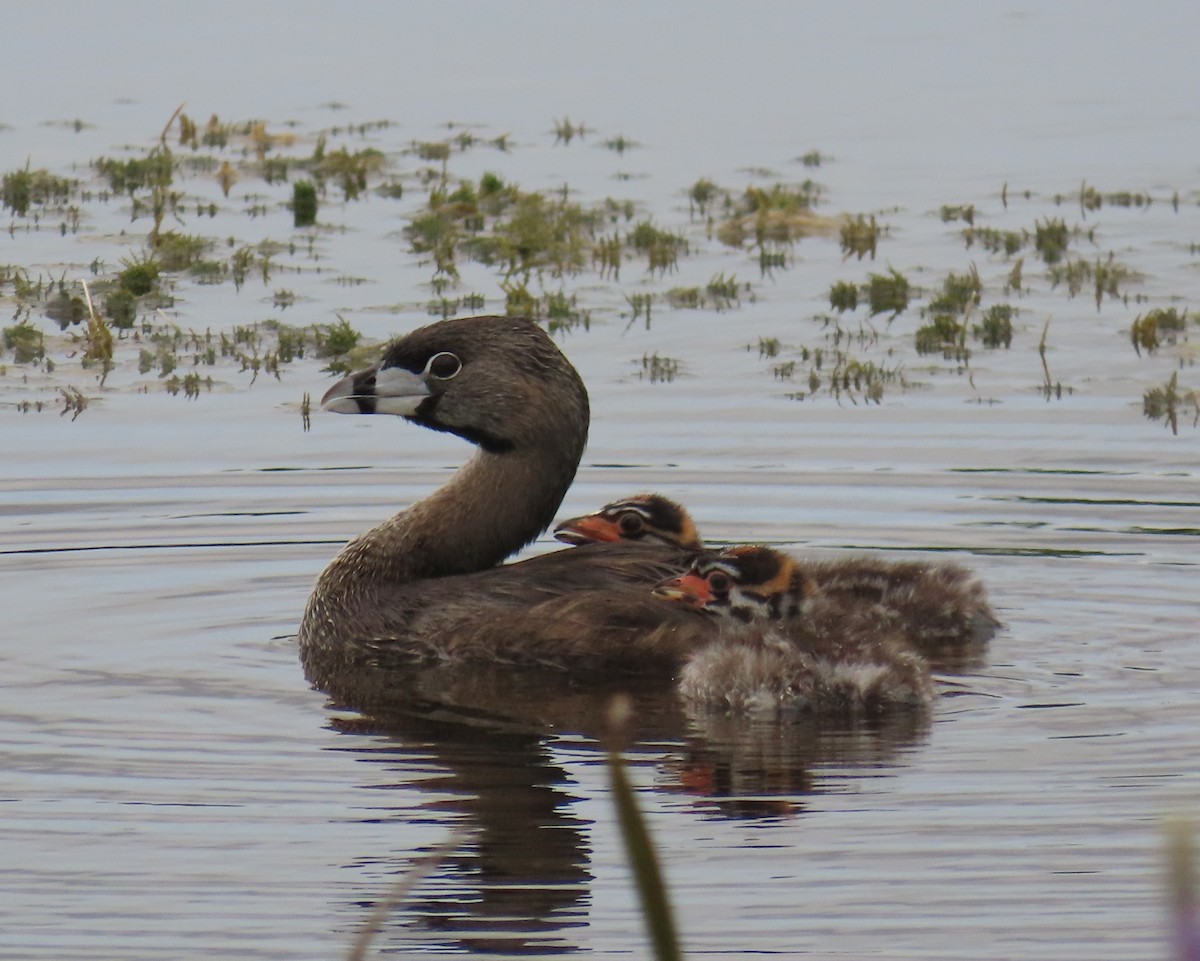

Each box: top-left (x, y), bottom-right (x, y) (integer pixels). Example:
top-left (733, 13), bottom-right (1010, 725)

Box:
top-left (558, 494), bottom-right (999, 659)
top-left (298, 316), bottom-right (707, 683)
top-left (657, 546), bottom-right (936, 715)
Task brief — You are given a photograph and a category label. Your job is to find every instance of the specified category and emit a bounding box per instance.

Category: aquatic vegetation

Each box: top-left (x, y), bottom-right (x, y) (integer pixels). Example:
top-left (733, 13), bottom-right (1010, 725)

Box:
top-left (639, 352), bottom-right (680, 383)
top-left (1004, 258), bottom-right (1025, 297)
top-left (864, 268), bottom-right (910, 318)
top-left (1032, 217), bottom-right (1080, 265)
top-left (1068, 181), bottom-right (1155, 215)
top-left (410, 140), bottom-right (451, 164)
top-left (1047, 253), bottom-right (1139, 309)
top-left (44, 288), bottom-right (88, 328)
top-left (714, 181), bottom-right (830, 249)
top-left (0, 108), bottom-right (1192, 433)
top-left (57, 385), bottom-right (88, 420)
top-left (757, 336), bottom-right (781, 359)
top-left (828, 280), bottom-right (859, 312)
top-left (292, 180), bottom-right (318, 227)
top-left (963, 226), bottom-right (1025, 257)
top-left (313, 317), bottom-right (360, 358)
top-left (1036, 317), bottom-right (1071, 401)
top-left (1143, 372), bottom-right (1199, 434)
top-left (603, 134), bottom-right (638, 154)
top-left (603, 698), bottom-right (683, 961)
top-left (553, 117), bottom-right (587, 145)
top-left (785, 351), bottom-right (907, 404)
top-left (688, 177), bottom-right (721, 218)
top-left (2, 167), bottom-right (74, 217)
top-left (666, 286), bottom-right (701, 309)
top-left (153, 231), bottom-right (211, 271)
top-left (940, 204), bottom-right (975, 226)
top-left (629, 220), bottom-right (687, 276)
top-left (915, 312), bottom-right (969, 363)
top-left (624, 292), bottom-right (654, 329)
top-left (840, 214), bottom-right (880, 260)
top-left (117, 259), bottom-right (160, 297)
top-left (975, 304), bottom-right (1016, 349)
top-left (1130, 307), bottom-right (1189, 356)
top-left (593, 233), bottom-right (622, 280)
top-left (313, 146), bottom-right (385, 201)
top-left (927, 266), bottom-right (982, 315)
top-left (2, 320), bottom-right (45, 363)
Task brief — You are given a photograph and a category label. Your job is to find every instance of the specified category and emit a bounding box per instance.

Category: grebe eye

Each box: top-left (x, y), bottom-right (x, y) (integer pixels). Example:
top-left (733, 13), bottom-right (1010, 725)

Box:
top-left (706, 571), bottom-right (731, 594)
top-left (617, 513), bottom-right (644, 536)
top-left (426, 351), bottom-right (462, 380)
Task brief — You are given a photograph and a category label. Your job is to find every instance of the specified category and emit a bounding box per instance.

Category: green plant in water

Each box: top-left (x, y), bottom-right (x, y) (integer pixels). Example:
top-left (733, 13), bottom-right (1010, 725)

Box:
top-left (715, 182), bottom-right (827, 248)
top-left (664, 286), bottom-right (700, 309)
top-left (1033, 217), bottom-right (1071, 265)
top-left (2, 166), bottom-right (74, 216)
top-left (44, 288), bottom-right (88, 328)
top-left (688, 178), bottom-right (721, 218)
top-left (975, 304), bottom-right (1015, 349)
top-left (1004, 258), bottom-right (1025, 296)
top-left (603, 696), bottom-right (683, 961)
top-left (1143, 372), bottom-right (1199, 435)
top-left (603, 134), bottom-right (637, 154)
top-left (593, 233), bottom-right (622, 280)
top-left (2, 320), bottom-right (45, 363)
top-left (78, 281), bottom-right (114, 384)
top-left (292, 180), bottom-right (318, 227)
top-left (829, 280), bottom-right (859, 312)
top-left (640, 352), bottom-right (680, 383)
top-left (625, 292), bottom-right (654, 330)
top-left (553, 117), bottom-right (587, 145)
top-left (757, 336), bottom-right (781, 359)
top-left (940, 204), bottom-right (975, 225)
top-left (411, 140), bottom-right (451, 164)
top-left (928, 266), bottom-right (982, 315)
top-left (314, 316), bottom-right (360, 358)
top-left (118, 259), bottom-right (160, 296)
top-left (58, 385), bottom-right (88, 421)
top-left (840, 214), bottom-right (880, 260)
top-left (1092, 253), bottom-right (1138, 310)
top-left (1130, 307), bottom-right (1188, 357)
top-left (543, 289), bottom-right (591, 335)
top-left (105, 289), bottom-right (137, 330)
top-left (502, 278), bottom-right (538, 319)
top-left (963, 227), bottom-right (1024, 257)
top-left (864, 268), bottom-right (910, 318)
top-left (706, 272), bottom-right (743, 311)
top-left (313, 146), bottom-right (385, 201)
top-left (153, 231), bottom-right (210, 271)
top-left (915, 313), bottom-right (969, 363)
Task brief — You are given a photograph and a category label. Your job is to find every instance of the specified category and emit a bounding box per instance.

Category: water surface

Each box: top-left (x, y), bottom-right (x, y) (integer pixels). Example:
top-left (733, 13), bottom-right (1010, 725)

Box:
top-left (3, 3), bottom-right (1199, 959)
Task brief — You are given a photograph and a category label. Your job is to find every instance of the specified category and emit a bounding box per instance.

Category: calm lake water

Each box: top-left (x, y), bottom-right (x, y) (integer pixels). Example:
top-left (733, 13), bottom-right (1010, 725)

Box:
top-left (3, 3), bottom-right (1199, 959)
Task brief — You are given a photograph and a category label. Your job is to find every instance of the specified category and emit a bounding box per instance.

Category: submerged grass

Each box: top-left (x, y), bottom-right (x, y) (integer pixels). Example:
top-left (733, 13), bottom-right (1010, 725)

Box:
top-left (1, 109), bottom-right (1194, 431)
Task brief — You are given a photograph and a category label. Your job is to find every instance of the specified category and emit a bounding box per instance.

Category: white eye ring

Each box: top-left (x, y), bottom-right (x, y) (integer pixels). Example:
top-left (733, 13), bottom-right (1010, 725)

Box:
top-left (425, 351), bottom-right (462, 380)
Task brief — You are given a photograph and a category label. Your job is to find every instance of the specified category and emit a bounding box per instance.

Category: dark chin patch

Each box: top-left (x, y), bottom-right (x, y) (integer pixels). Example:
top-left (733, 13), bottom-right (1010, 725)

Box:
top-left (409, 397), bottom-right (514, 453)
top-left (459, 427), bottom-right (515, 454)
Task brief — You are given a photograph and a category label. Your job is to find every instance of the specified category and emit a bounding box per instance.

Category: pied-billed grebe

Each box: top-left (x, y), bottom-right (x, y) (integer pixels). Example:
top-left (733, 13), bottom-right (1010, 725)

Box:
top-left (656, 545), bottom-right (935, 715)
top-left (555, 493), bottom-right (703, 549)
top-left (559, 494), bottom-right (998, 655)
top-left (298, 316), bottom-right (710, 679)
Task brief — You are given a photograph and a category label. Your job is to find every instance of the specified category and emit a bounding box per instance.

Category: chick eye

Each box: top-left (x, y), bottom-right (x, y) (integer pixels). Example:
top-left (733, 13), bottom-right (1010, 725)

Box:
top-left (426, 351), bottom-right (462, 380)
top-left (617, 513), bottom-right (644, 537)
top-left (706, 571), bottom-right (731, 595)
